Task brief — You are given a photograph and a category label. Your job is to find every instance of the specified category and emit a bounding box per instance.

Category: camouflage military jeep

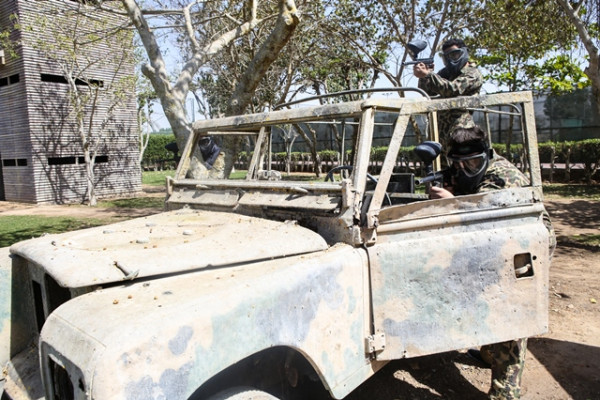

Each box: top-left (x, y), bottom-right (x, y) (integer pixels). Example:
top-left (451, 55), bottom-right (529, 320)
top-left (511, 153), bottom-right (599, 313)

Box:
top-left (1, 91), bottom-right (551, 400)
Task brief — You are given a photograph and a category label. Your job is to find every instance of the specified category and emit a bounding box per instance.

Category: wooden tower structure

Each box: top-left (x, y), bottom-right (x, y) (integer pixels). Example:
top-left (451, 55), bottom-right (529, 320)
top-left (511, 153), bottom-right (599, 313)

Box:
top-left (0, 0), bottom-right (140, 203)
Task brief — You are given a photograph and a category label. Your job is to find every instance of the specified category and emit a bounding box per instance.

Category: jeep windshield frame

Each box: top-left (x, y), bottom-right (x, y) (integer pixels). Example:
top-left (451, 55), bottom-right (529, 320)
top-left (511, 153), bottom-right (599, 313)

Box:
top-left (167, 90), bottom-right (541, 245)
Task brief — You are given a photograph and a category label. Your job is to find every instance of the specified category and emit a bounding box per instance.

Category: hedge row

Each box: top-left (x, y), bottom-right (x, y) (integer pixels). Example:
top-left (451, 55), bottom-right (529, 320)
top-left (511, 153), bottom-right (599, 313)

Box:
top-left (250, 139), bottom-right (600, 165)
top-left (144, 134), bottom-right (177, 163)
top-left (142, 135), bottom-right (600, 181)
top-left (142, 134), bottom-right (177, 170)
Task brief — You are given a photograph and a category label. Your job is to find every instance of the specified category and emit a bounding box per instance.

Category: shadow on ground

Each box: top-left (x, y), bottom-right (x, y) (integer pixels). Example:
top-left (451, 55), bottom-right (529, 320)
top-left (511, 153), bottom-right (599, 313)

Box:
top-left (343, 351), bottom-right (489, 400)
top-left (528, 338), bottom-right (600, 400)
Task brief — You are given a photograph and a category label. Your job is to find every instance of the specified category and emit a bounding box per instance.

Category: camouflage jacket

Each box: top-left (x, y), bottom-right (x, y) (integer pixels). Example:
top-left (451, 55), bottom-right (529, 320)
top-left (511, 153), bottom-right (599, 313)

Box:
top-left (418, 63), bottom-right (484, 145)
top-left (477, 154), bottom-right (530, 192)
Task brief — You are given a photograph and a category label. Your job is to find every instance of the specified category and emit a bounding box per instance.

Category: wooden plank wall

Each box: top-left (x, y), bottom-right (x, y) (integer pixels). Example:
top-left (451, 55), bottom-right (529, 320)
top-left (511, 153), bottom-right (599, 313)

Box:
top-left (0, 0), bottom-right (141, 204)
top-left (0, 0), bottom-right (37, 202)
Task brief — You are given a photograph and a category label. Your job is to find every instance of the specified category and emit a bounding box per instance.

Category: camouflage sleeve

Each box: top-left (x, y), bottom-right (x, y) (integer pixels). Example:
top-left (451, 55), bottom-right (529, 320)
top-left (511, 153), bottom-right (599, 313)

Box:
top-left (478, 155), bottom-right (530, 192)
top-left (418, 65), bottom-right (483, 98)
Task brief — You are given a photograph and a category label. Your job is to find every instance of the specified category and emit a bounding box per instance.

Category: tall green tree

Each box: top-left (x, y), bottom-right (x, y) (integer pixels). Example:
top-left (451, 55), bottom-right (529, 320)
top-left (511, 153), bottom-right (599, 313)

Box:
top-left (556, 0), bottom-right (600, 114)
top-left (326, 0), bottom-right (479, 88)
top-left (467, 0), bottom-right (578, 151)
top-left (194, 0), bottom-right (377, 176)
top-left (469, 0), bottom-right (576, 92)
top-left (93, 0), bottom-right (300, 178)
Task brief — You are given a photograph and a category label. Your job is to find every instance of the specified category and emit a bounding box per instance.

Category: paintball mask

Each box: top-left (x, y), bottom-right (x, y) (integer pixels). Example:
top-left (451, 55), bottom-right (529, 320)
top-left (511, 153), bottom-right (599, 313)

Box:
top-left (198, 136), bottom-right (220, 169)
top-left (447, 140), bottom-right (490, 195)
top-left (442, 47), bottom-right (469, 76)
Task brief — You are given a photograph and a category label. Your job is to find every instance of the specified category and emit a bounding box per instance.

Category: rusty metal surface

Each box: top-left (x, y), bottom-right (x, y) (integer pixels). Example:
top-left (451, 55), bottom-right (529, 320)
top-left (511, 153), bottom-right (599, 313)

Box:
top-left (190, 92), bottom-right (533, 134)
top-left (10, 209), bottom-right (328, 288)
top-left (377, 187), bottom-right (543, 229)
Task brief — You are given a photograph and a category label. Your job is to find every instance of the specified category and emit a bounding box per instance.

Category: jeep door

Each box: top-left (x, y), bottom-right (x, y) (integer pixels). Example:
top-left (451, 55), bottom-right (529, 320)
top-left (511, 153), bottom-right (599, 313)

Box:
top-left (360, 92), bottom-right (551, 360)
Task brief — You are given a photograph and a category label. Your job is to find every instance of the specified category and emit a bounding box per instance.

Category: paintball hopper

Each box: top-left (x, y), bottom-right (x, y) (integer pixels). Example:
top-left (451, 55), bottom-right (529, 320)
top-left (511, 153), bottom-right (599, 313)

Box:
top-left (414, 141), bottom-right (442, 174)
top-left (414, 141), bottom-right (447, 185)
top-left (404, 40), bottom-right (434, 67)
top-left (407, 40), bottom-right (428, 59)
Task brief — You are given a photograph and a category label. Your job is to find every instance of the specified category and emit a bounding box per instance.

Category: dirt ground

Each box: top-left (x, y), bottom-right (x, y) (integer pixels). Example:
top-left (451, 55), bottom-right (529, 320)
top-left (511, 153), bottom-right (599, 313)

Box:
top-left (1, 190), bottom-right (599, 400)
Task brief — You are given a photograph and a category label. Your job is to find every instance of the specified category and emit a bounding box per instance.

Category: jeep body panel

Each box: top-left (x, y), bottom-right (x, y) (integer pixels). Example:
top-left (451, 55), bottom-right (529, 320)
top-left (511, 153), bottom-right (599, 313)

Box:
top-left (370, 188), bottom-right (549, 359)
top-left (39, 245), bottom-right (376, 399)
top-left (9, 209), bottom-right (328, 287)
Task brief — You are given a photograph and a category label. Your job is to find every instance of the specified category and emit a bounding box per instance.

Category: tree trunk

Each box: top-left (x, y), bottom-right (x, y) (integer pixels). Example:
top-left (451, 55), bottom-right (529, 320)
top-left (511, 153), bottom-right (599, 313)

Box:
top-left (557, 0), bottom-right (600, 116)
top-left (121, 0), bottom-right (263, 178)
top-left (222, 0), bottom-right (300, 177)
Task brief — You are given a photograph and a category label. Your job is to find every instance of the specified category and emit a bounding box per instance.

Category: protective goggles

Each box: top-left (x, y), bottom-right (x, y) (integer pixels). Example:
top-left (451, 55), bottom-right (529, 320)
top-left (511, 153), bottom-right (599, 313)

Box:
top-left (442, 48), bottom-right (465, 62)
top-left (447, 152), bottom-right (487, 177)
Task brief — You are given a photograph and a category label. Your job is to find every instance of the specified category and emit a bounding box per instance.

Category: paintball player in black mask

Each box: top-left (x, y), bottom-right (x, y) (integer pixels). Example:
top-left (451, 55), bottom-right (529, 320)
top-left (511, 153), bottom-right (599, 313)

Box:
top-left (198, 136), bottom-right (225, 178)
top-left (413, 38), bottom-right (483, 146)
top-left (428, 125), bottom-right (555, 400)
top-left (445, 132), bottom-right (492, 195)
top-left (198, 136), bottom-right (220, 170)
top-left (429, 125), bottom-right (530, 199)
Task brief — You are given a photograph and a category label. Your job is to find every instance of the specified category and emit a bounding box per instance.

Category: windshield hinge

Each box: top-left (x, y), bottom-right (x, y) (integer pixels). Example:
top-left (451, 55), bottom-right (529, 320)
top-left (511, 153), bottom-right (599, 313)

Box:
top-left (365, 333), bottom-right (386, 355)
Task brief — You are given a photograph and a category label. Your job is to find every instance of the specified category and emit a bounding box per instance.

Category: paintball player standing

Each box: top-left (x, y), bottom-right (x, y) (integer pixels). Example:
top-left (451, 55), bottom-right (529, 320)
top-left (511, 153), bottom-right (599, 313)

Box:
top-left (413, 38), bottom-right (483, 145)
top-left (428, 125), bottom-right (555, 400)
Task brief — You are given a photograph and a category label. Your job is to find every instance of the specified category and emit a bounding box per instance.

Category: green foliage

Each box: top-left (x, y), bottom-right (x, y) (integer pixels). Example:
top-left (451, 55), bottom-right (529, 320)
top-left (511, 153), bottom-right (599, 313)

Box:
top-left (468, 0), bottom-right (577, 92)
top-left (529, 55), bottom-right (590, 94)
top-left (538, 140), bottom-right (600, 167)
top-left (319, 150), bottom-right (339, 162)
top-left (491, 143), bottom-right (522, 159)
top-left (371, 146), bottom-right (388, 162)
top-left (538, 141), bottom-right (558, 163)
top-left (143, 134), bottom-right (177, 163)
top-left (0, 14), bottom-right (20, 60)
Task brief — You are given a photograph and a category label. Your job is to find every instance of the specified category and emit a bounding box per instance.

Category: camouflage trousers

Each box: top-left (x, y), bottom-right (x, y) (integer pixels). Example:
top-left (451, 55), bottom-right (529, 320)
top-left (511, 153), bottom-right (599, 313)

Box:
top-left (482, 338), bottom-right (527, 400)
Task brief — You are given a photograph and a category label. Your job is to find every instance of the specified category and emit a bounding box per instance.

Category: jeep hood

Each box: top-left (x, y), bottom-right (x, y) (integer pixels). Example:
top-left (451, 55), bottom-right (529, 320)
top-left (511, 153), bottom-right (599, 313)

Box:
top-left (10, 209), bottom-right (329, 288)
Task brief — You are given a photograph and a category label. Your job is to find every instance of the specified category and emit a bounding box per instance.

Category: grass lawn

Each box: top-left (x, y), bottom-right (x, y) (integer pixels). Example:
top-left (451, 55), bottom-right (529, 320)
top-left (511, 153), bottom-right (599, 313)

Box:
top-left (0, 215), bottom-right (110, 248)
top-left (571, 234), bottom-right (600, 247)
top-left (142, 170), bottom-right (176, 185)
top-left (543, 183), bottom-right (600, 200)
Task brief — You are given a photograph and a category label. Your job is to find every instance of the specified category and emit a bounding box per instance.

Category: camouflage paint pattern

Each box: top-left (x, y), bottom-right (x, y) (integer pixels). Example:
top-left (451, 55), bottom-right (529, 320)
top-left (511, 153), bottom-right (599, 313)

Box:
top-left (487, 338), bottom-right (527, 400)
top-left (40, 245), bottom-right (374, 399)
top-left (371, 188), bottom-right (549, 360)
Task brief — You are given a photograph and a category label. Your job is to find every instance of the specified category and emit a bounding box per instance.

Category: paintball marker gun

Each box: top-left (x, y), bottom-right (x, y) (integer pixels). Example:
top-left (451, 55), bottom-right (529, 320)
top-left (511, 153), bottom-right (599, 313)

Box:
top-left (414, 141), bottom-right (451, 186)
top-left (403, 39), bottom-right (434, 68)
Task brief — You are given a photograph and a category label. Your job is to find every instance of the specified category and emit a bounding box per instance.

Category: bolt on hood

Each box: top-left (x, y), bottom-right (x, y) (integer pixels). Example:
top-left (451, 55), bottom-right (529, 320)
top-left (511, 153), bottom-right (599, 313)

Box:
top-left (10, 209), bottom-right (329, 288)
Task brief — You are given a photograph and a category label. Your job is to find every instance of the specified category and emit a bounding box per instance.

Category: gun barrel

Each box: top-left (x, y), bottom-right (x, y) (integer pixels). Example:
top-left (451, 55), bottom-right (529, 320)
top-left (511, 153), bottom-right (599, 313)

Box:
top-left (403, 58), bottom-right (434, 67)
top-left (416, 170), bottom-right (446, 185)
